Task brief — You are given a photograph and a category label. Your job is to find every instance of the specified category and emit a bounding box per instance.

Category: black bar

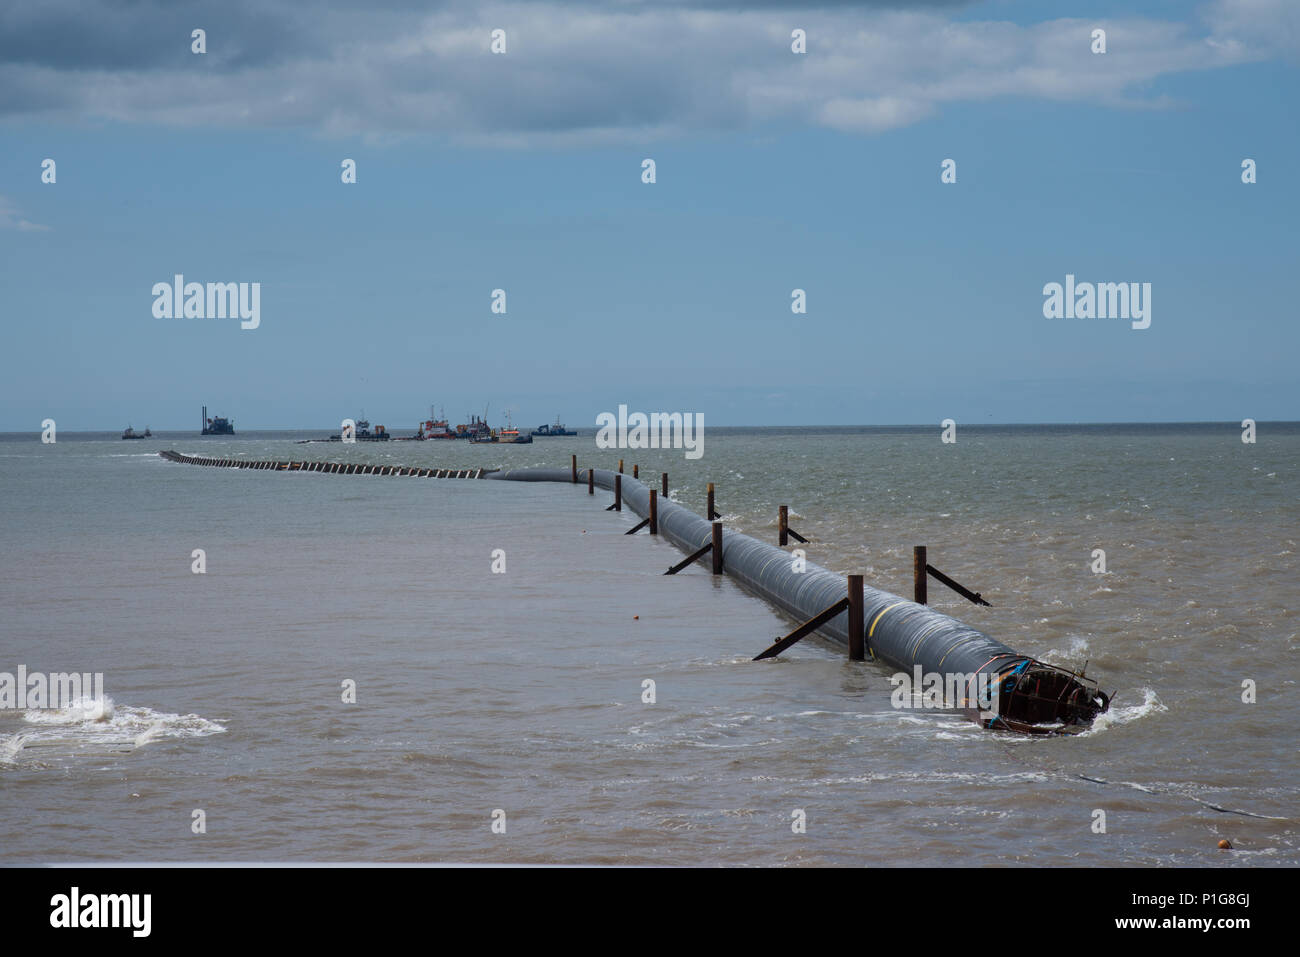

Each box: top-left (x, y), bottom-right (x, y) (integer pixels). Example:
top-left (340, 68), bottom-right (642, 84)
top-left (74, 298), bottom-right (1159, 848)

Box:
top-left (664, 542), bottom-right (713, 575)
top-left (926, 563), bottom-right (991, 606)
top-left (754, 597), bottom-right (850, 660)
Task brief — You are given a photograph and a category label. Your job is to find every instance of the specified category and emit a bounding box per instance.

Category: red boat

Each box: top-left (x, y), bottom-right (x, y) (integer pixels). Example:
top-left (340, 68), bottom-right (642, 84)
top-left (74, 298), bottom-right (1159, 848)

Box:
top-left (418, 406), bottom-right (458, 439)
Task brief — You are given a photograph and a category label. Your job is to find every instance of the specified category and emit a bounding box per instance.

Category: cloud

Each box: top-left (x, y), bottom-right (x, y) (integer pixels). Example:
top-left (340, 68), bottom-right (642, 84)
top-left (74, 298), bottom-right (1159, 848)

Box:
top-left (1203, 0), bottom-right (1300, 58)
top-left (0, 1), bottom-right (1289, 144)
top-left (0, 196), bottom-right (51, 231)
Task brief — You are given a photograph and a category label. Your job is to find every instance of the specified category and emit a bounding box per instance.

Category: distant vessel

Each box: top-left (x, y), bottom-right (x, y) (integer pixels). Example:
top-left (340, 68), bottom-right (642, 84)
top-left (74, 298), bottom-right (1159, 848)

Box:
top-left (419, 406), bottom-right (457, 440)
top-left (532, 417), bottom-right (576, 437)
top-left (456, 413), bottom-right (493, 440)
top-left (498, 413), bottom-right (533, 444)
top-left (122, 425), bottom-right (152, 440)
top-left (200, 406), bottom-right (234, 435)
top-left (470, 429), bottom-right (498, 444)
top-left (354, 418), bottom-right (389, 441)
top-left (322, 414), bottom-right (390, 442)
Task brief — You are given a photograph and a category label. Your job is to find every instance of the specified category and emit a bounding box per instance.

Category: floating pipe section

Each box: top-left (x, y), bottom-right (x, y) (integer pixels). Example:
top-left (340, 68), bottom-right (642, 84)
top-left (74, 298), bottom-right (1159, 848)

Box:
top-left (158, 450), bottom-right (493, 478)
top-left (490, 467), bottom-right (1109, 734)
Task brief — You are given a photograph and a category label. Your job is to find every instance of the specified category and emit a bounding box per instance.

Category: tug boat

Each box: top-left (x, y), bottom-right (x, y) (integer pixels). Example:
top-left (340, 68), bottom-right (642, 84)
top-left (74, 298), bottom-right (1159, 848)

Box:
top-left (498, 413), bottom-right (533, 444)
top-left (326, 416), bottom-right (390, 441)
top-left (122, 425), bottom-right (152, 440)
top-left (354, 418), bottom-right (389, 441)
top-left (531, 417), bottom-right (577, 437)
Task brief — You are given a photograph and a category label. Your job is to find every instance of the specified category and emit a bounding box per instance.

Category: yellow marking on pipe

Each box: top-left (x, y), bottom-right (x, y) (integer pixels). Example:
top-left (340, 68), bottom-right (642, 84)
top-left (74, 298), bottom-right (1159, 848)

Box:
top-left (869, 602), bottom-right (909, 639)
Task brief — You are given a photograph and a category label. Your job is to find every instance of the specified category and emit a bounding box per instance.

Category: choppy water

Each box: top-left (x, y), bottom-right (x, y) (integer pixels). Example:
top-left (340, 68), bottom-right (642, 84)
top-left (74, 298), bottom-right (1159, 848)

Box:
top-left (1, 425), bottom-right (1296, 865)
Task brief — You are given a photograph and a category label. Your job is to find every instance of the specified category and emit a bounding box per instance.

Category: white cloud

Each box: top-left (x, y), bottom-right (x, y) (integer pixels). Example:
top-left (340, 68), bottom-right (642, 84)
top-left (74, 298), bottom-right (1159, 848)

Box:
top-left (0, 196), bottom-right (51, 232)
top-left (1203, 0), bottom-right (1300, 58)
top-left (0, 2), bottom-right (1289, 144)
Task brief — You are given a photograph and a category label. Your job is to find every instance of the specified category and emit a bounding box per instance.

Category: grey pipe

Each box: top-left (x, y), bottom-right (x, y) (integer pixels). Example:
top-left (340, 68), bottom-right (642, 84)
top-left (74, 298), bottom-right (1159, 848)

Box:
top-left (489, 466), bottom-right (1109, 733)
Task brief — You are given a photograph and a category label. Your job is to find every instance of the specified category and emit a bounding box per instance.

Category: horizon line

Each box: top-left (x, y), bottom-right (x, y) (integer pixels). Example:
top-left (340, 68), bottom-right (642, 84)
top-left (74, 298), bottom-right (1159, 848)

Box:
top-left (4, 419), bottom-right (1297, 435)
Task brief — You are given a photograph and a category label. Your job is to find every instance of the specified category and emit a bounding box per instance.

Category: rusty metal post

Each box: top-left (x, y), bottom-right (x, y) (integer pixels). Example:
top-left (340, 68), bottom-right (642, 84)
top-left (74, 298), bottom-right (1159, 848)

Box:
top-left (618, 459), bottom-right (624, 474)
top-left (649, 489), bottom-right (658, 534)
top-left (633, 464), bottom-right (639, 479)
top-left (571, 454), bottom-right (577, 483)
top-left (711, 521), bottom-right (723, 574)
top-left (707, 482), bottom-right (716, 520)
top-left (914, 546), bottom-right (927, 605)
top-left (588, 468), bottom-right (594, 495)
top-left (661, 472), bottom-right (668, 497)
top-left (779, 505), bottom-right (789, 546)
top-left (614, 473), bottom-right (622, 511)
top-left (848, 575), bottom-right (865, 661)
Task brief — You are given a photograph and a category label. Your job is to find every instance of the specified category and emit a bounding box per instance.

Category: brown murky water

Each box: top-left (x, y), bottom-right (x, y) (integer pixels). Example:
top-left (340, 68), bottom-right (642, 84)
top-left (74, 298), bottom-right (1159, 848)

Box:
top-left (1, 425), bottom-right (1295, 865)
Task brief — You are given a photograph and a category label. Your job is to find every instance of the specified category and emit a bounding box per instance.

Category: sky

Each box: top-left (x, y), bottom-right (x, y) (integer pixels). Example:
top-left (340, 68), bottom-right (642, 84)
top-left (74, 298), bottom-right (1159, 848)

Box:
top-left (1, 0), bottom-right (1296, 430)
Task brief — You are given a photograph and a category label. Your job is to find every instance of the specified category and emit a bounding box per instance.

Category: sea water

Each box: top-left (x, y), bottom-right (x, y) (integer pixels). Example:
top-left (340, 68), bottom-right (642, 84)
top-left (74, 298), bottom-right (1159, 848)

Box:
top-left (1, 425), bottom-right (1295, 865)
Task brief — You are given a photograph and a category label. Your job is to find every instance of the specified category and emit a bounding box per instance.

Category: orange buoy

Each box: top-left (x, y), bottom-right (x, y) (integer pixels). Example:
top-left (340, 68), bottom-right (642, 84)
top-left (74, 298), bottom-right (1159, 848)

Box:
top-left (1218, 839), bottom-right (1232, 850)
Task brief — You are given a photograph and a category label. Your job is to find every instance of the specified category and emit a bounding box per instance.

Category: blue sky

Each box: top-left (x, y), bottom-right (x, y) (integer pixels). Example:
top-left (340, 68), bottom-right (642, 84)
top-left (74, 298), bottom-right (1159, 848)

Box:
top-left (1, 0), bottom-right (1296, 430)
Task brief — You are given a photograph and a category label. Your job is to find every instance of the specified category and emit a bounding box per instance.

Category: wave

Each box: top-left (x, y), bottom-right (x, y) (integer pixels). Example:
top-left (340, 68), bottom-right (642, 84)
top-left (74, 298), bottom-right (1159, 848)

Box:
top-left (0, 733), bottom-right (29, 764)
top-left (2, 699), bottom-right (224, 764)
top-left (20, 694), bottom-right (114, 724)
top-left (1042, 634), bottom-right (1092, 665)
top-left (1079, 687), bottom-right (1166, 736)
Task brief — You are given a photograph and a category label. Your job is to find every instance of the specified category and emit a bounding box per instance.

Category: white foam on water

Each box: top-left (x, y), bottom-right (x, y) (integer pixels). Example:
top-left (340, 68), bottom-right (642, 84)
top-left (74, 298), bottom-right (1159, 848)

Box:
top-left (5, 698), bottom-right (225, 763)
top-left (0, 732), bottom-right (31, 764)
top-left (21, 694), bottom-right (114, 724)
top-left (1079, 687), bottom-right (1166, 736)
top-left (1042, 634), bottom-right (1092, 664)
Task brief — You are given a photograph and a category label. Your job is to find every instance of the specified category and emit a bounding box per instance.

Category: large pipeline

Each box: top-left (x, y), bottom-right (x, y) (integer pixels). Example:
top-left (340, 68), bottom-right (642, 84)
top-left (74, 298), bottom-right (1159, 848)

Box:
top-left (157, 451), bottom-right (1107, 734)
top-left (489, 466), bottom-right (1109, 735)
